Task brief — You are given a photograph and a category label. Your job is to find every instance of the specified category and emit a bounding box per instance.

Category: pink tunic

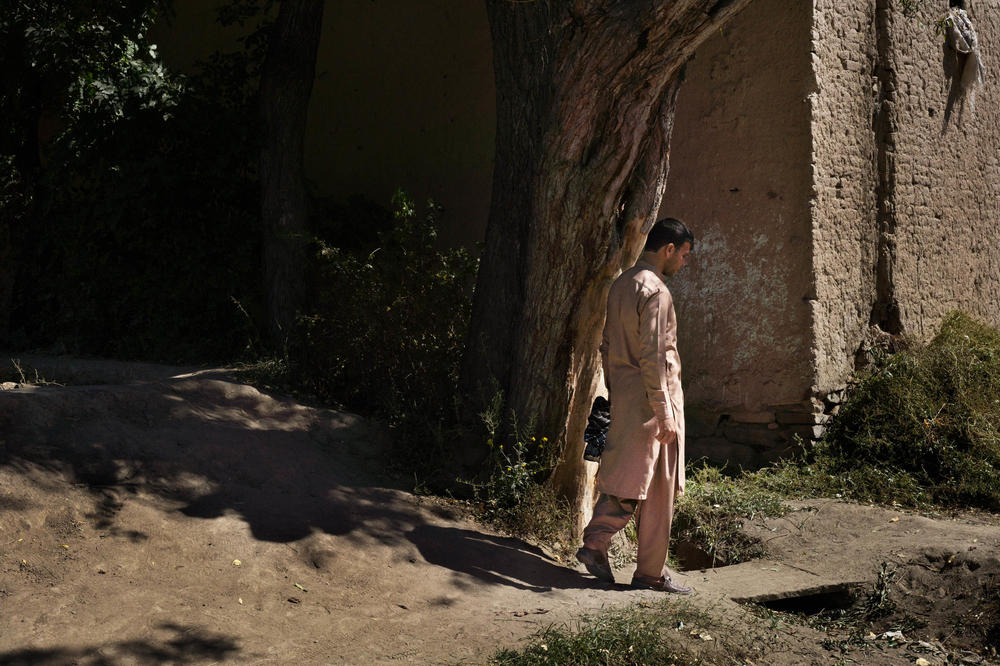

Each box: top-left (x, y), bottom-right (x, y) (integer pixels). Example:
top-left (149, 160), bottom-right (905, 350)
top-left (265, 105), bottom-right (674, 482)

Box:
top-left (596, 260), bottom-right (685, 500)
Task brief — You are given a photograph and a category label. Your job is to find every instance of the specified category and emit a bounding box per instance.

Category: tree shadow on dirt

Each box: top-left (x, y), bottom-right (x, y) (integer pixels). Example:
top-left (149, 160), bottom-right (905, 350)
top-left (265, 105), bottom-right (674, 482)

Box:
top-left (0, 376), bottom-right (434, 548)
top-left (0, 622), bottom-right (239, 665)
top-left (408, 525), bottom-right (611, 592)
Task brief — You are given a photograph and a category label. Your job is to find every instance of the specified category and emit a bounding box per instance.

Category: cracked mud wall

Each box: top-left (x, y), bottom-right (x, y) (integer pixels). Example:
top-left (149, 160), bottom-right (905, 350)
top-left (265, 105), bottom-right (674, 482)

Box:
top-left (660, 0), bottom-right (815, 464)
top-left (810, 0), bottom-right (881, 396)
top-left (882, 3), bottom-right (1000, 341)
top-left (812, 0), bottom-right (1000, 395)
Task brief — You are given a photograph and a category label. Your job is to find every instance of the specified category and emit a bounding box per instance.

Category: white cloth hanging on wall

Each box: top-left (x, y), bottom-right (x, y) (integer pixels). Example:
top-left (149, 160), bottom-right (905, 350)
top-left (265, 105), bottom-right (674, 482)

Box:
top-left (945, 8), bottom-right (986, 112)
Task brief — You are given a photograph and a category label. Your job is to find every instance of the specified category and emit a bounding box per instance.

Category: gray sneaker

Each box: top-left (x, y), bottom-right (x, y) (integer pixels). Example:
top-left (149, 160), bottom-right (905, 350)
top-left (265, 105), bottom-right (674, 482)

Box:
top-left (575, 546), bottom-right (614, 583)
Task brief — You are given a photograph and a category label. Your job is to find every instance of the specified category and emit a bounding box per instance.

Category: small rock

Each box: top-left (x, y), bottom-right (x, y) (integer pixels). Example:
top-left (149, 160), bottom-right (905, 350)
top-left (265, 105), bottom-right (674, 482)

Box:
top-left (915, 659), bottom-right (931, 666)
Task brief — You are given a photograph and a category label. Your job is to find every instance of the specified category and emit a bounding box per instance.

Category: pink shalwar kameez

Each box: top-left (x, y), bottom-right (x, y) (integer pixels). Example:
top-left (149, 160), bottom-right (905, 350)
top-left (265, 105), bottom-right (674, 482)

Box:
top-left (582, 260), bottom-right (685, 579)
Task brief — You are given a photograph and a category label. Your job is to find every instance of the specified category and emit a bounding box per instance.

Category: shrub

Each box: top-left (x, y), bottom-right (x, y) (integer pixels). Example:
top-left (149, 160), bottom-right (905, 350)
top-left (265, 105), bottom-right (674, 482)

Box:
top-left (291, 191), bottom-right (478, 454)
top-left (822, 311), bottom-right (1000, 510)
top-left (2, 1), bottom-right (264, 361)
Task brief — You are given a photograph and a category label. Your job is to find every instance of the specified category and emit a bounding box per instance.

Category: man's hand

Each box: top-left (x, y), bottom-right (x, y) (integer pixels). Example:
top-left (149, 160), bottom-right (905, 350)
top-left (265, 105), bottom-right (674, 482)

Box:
top-left (655, 417), bottom-right (678, 444)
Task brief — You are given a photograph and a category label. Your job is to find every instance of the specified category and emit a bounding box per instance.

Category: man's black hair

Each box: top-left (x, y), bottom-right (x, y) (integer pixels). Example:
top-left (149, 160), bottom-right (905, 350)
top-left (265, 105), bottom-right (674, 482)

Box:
top-left (643, 217), bottom-right (694, 252)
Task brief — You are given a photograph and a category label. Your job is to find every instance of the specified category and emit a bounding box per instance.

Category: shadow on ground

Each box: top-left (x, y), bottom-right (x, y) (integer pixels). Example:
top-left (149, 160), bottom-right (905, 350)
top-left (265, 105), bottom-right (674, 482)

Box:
top-left (408, 525), bottom-right (605, 592)
top-left (0, 371), bottom-right (431, 548)
top-left (0, 623), bottom-right (239, 665)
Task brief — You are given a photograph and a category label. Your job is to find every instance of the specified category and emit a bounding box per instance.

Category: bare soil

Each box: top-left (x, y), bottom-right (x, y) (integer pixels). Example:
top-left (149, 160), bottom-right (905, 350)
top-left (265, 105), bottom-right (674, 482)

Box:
top-left (1, 356), bottom-right (998, 665)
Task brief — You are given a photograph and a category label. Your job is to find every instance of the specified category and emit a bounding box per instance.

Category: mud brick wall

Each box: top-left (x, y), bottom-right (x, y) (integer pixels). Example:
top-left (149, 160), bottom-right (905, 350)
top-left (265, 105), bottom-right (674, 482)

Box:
top-left (810, 0), bottom-right (881, 396)
top-left (811, 0), bottom-right (1000, 397)
top-left (661, 0), bottom-right (815, 417)
top-left (884, 3), bottom-right (1000, 340)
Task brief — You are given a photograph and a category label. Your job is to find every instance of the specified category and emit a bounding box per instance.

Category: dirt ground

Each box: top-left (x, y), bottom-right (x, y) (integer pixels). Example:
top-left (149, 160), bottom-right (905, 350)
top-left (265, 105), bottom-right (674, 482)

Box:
top-left (1, 356), bottom-right (999, 665)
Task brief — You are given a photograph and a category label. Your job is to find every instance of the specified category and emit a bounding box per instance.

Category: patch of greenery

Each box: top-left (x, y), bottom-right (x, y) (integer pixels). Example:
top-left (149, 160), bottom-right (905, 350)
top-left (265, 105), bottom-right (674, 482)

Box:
top-left (821, 312), bottom-right (1000, 511)
top-left (490, 604), bottom-right (691, 666)
top-left (288, 191), bottom-right (478, 472)
top-left (672, 465), bottom-right (789, 567)
top-left (745, 454), bottom-right (930, 509)
top-left (460, 396), bottom-right (574, 549)
top-left (2, 1), bottom-right (265, 361)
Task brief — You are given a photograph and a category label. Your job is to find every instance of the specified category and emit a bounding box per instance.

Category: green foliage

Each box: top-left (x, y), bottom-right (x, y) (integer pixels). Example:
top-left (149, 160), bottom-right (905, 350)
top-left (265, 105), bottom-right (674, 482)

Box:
top-left (476, 430), bottom-right (572, 546)
top-left (2, 0), bottom-right (267, 360)
top-left (291, 190), bottom-right (478, 437)
top-left (491, 605), bottom-right (690, 666)
top-left (673, 465), bottom-right (788, 567)
top-left (853, 562), bottom-right (898, 621)
top-left (822, 312), bottom-right (1000, 510)
top-left (745, 453), bottom-right (929, 508)
top-left (479, 435), bottom-right (548, 518)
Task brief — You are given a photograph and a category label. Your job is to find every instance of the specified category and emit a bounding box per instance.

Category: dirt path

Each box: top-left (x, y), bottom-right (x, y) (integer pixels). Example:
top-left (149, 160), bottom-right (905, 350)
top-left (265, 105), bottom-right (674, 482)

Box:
top-left (1, 357), bottom-right (998, 665)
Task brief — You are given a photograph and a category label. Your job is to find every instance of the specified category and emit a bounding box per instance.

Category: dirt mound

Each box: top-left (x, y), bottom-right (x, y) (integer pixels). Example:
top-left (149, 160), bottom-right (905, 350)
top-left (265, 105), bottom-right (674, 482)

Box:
top-left (0, 358), bottom-right (623, 664)
top-left (879, 549), bottom-right (1000, 654)
top-left (2, 356), bottom-right (999, 664)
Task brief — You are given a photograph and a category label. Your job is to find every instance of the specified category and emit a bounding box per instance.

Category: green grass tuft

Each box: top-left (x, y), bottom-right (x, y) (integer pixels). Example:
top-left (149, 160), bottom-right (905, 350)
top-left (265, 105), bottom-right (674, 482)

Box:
top-left (490, 605), bottom-right (691, 666)
top-left (672, 466), bottom-right (789, 567)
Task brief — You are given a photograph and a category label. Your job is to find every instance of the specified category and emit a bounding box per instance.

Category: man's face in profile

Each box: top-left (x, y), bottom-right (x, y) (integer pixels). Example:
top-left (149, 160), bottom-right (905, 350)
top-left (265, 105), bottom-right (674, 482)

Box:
top-left (662, 241), bottom-right (692, 277)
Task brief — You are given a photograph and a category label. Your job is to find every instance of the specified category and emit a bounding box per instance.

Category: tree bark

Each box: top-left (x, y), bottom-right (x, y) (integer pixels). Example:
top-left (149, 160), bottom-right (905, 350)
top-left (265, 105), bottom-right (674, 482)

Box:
top-left (464, 0), bottom-right (753, 532)
top-left (259, 0), bottom-right (324, 348)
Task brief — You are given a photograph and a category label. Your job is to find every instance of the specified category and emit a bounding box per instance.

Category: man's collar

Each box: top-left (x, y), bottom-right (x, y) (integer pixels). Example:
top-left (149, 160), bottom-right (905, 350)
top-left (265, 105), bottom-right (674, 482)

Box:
top-left (635, 259), bottom-right (660, 273)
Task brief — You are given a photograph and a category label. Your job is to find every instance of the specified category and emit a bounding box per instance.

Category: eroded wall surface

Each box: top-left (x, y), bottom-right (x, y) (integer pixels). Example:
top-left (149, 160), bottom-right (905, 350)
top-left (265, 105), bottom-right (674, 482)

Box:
top-left (660, 0), bottom-right (816, 465)
top-left (886, 4), bottom-right (1000, 340)
top-left (811, 0), bottom-right (1000, 396)
top-left (810, 0), bottom-right (881, 395)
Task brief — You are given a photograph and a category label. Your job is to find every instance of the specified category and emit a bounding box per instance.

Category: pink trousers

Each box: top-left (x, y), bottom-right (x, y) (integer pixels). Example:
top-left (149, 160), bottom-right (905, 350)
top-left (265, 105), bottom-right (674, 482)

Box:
top-left (582, 441), bottom-right (677, 579)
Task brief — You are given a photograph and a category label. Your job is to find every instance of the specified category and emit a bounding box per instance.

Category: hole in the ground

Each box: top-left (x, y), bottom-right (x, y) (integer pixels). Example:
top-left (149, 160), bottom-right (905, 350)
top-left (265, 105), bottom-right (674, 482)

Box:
top-left (673, 539), bottom-right (715, 571)
top-left (735, 583), bottom-right (863, 615)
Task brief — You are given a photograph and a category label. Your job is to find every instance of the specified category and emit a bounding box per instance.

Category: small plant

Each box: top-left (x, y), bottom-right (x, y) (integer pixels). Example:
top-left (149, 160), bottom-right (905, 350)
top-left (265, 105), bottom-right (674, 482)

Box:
top-left (854, 562), bottom-right (898, 621)
top-left (672, 465), bottom-right (788, 567)
top-left (490, 604), bottom-right (690, 666)
top-left (479, 434), bottom-right (549, 518)
top-left (468, 403), bottom-right (573, 548)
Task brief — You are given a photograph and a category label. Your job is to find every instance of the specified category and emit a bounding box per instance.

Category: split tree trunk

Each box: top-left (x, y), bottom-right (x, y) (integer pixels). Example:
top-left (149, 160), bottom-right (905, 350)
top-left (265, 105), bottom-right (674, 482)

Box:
top-left (464, 0), bottom-right (753, 533)
top-left (259, 0), bottom-right (324, 348)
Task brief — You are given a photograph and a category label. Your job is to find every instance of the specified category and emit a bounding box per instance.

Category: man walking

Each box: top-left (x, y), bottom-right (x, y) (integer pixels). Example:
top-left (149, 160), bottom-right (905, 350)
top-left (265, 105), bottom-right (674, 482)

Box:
top-left (576, 218), bottom-right (693, 594)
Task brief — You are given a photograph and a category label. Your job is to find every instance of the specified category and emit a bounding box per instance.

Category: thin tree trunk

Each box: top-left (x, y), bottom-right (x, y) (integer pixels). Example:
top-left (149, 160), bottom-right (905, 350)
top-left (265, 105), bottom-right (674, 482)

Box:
top-left (464, 0), bottom-right (753, 533)
top-left (259, 0), bottom-right (324, 348)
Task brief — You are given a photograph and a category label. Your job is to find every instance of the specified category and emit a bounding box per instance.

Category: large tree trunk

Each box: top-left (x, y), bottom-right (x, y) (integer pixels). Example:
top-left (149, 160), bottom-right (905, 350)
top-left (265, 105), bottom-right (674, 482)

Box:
top-left (259, 0), bottom-right (324, 348)
top-left (464, 0), bottom-right (753, 533)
